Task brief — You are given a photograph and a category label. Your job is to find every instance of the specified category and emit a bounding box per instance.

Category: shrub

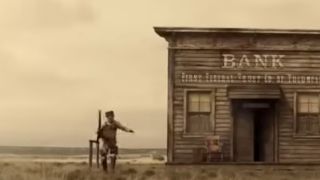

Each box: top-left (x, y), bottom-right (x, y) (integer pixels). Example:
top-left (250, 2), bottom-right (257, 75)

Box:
top-left (168, 170), bottom-right (191, 180)
top-left (121, 167), bottom-right (138, 175)
top-left (200, 168), bottom-right (207, 174)
top-left (207, 172), bottom-right (218, 178)
top-left (65, 169), bottom-right (85, 180)
top-left (115, 177), bottom-right (126, 180)
top-left (152, 154), bottom-right (165, 161)
top-left (143, 169), bottom-right (155, 177)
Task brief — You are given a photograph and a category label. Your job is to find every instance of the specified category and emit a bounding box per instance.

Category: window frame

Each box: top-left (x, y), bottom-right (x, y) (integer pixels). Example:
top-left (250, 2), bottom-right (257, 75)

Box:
top-left (183, 89), bottom-right (216, 137)
top-left (294, 90), bottom-right (320, 138)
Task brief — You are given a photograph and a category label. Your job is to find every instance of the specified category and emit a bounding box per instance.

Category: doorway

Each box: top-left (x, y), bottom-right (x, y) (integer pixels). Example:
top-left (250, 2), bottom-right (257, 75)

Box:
top-left (233, 100), bottom-right (275, 162)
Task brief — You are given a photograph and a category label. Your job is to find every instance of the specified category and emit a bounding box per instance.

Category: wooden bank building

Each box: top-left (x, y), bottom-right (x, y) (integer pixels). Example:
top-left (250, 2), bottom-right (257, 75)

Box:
top-left (155, 27), bottom-right (320, 164)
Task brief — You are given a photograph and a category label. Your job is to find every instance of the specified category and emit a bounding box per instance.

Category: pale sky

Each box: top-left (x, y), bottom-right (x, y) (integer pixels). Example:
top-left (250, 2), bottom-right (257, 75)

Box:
top-left (1, 0), bottom-right (320, 148)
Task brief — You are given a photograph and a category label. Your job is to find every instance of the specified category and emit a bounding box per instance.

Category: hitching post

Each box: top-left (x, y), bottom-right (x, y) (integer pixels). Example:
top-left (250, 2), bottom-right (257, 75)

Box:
top-left (89, 109), bottom-right (102, 168)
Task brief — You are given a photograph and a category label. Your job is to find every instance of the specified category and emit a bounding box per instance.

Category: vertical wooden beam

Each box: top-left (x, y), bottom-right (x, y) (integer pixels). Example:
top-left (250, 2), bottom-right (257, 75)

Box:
top-left (167, 34), bottom-right (176, 163)
top-left (96, 142), bottom-right (100, 168)
top-left (229, 97), bottom-right (235, 162)
top-left (211, 89), bottom-right (216, 133)
top-left (293, 92), bottom-right (297, 136)
top-left (274, 100), bottom-right (279, 163)
top-left (183, 89), bottom-right (188, 134)
top-left (89, 140), bottom-right (93, 167)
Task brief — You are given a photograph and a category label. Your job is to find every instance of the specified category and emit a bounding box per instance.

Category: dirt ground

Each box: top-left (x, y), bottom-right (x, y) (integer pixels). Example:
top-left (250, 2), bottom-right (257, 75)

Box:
top-left (1, 161), bottom-right (320, 180)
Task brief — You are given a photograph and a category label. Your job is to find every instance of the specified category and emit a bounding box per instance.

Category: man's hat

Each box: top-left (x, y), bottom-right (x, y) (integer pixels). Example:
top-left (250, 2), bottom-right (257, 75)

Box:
top-left (105, 110), bottom-right (114, 117)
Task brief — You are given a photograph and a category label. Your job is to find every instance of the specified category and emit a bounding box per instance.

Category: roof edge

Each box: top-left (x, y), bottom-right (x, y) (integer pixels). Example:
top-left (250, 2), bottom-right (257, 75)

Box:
top-left (154, 26), bottom-right (320, 38)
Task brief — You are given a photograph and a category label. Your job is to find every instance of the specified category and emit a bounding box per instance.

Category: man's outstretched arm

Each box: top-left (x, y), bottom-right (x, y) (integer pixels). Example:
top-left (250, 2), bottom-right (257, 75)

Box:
top-left (116, 121), bottom-right (134, 133)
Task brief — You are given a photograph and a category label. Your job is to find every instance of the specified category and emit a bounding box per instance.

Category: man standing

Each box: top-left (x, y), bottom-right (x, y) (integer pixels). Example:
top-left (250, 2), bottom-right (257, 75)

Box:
top-left (97, 110), bottom-right (134, 173)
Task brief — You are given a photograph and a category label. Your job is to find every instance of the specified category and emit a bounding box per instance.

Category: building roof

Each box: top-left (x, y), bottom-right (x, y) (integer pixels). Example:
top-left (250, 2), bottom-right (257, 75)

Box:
top-left (154, 27), bottom-right (320, 38)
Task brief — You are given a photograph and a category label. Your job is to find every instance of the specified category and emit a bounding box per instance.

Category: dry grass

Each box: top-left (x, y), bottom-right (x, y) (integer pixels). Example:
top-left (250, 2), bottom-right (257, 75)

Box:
top-left (1, 161), bottom-right (320, 180)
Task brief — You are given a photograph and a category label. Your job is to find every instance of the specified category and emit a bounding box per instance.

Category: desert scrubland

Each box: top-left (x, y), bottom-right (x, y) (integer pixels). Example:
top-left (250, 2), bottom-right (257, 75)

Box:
top-left (1, 161), bottom-right (320, 180)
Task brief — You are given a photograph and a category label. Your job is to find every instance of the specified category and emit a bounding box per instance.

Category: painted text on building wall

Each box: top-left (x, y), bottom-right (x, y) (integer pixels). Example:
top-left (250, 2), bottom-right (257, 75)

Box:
top-left (222, 54), bottom-right (285, 69)
top-left (181, 72), bottom-right (320, 85)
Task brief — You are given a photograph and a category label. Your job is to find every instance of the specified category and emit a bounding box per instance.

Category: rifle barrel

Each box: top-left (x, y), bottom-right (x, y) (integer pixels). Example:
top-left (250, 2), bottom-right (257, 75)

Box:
top-left (96, 110), bottom-right (102, 141)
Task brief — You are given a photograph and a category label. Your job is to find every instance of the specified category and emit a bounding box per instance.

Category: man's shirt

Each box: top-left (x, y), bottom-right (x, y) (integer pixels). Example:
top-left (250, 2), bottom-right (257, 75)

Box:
top-left (99, 120), bottom-right (131, 142)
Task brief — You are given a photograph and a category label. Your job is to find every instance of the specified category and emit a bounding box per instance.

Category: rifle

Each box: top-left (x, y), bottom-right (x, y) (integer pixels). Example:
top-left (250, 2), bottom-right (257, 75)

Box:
top-left (97, 110), bottom-right (102, 141)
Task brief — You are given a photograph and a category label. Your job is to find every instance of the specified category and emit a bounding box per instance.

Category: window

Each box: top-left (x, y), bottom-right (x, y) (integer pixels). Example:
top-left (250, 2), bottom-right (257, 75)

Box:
top-left (186, 91), bottom-right (213, 133)
top-left (296, 93), bottom-right (320, 136)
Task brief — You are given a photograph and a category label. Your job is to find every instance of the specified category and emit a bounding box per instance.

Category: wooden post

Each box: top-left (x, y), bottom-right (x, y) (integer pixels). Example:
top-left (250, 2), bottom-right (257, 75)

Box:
top-left (96, 141), bottom-right (100, 168)
top-left (167, 39), bottom-right (176, 163)
top-left (89, 140), bottom-right (93, 167)
top-left (89, 110), bottom-right (102, 168)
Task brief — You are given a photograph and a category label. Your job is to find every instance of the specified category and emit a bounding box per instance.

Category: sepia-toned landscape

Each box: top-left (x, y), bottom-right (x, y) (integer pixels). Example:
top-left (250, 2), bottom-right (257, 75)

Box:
top-left (3, 1), bottom-right (320, 179)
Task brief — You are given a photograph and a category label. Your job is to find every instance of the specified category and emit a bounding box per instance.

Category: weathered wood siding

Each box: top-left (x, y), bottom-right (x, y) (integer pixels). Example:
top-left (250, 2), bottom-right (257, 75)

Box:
top-left (168, 32), bottom-right (320, 163)
top-left (278, 87), bottom-right (320, 163)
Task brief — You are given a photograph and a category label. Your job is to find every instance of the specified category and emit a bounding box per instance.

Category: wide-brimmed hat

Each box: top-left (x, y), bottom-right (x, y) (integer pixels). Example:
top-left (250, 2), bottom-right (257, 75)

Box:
top-left (105, 111), bottom-right (114, 117)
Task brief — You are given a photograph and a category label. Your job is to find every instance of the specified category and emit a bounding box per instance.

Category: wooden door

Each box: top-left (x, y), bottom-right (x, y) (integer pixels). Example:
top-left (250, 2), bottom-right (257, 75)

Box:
top-left (235, 107), bottom-right (254, 162)
top-left (258, 108), bottom-right (274, 162)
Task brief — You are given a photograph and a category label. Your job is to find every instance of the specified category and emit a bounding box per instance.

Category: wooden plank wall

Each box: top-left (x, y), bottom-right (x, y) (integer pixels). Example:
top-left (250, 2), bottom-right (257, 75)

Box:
top-left (173, 86), bottom-right (231, 162)
top-left (173, 50), bottom-right (234, 162)
top-left (171, 48), bottom-right (320, 163)
top-left (279, 86), bottom-right (320, 163)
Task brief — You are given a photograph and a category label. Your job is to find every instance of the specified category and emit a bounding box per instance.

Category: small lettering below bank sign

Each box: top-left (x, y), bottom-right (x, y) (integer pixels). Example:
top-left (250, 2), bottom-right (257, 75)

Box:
top-left (180, 54), bottom-right (320, 85)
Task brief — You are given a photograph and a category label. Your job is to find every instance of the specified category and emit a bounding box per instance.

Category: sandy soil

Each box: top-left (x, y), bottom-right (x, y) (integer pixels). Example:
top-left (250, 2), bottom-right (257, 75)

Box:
top-left (1, 161), bottom-right (320, 180)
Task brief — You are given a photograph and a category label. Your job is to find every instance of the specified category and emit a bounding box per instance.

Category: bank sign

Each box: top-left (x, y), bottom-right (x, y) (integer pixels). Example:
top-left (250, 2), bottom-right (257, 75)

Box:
top-left (180, 53), bottom-right (320, 85)
top-left (221, 54), bottom-right (284, 69)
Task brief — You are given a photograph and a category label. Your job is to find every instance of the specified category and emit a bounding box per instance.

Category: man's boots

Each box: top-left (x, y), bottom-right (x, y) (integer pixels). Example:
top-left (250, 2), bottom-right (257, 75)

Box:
top-left (101, 157), bottom-right (108, 173)
top-left (110, 156), bottom-right (116, 173)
